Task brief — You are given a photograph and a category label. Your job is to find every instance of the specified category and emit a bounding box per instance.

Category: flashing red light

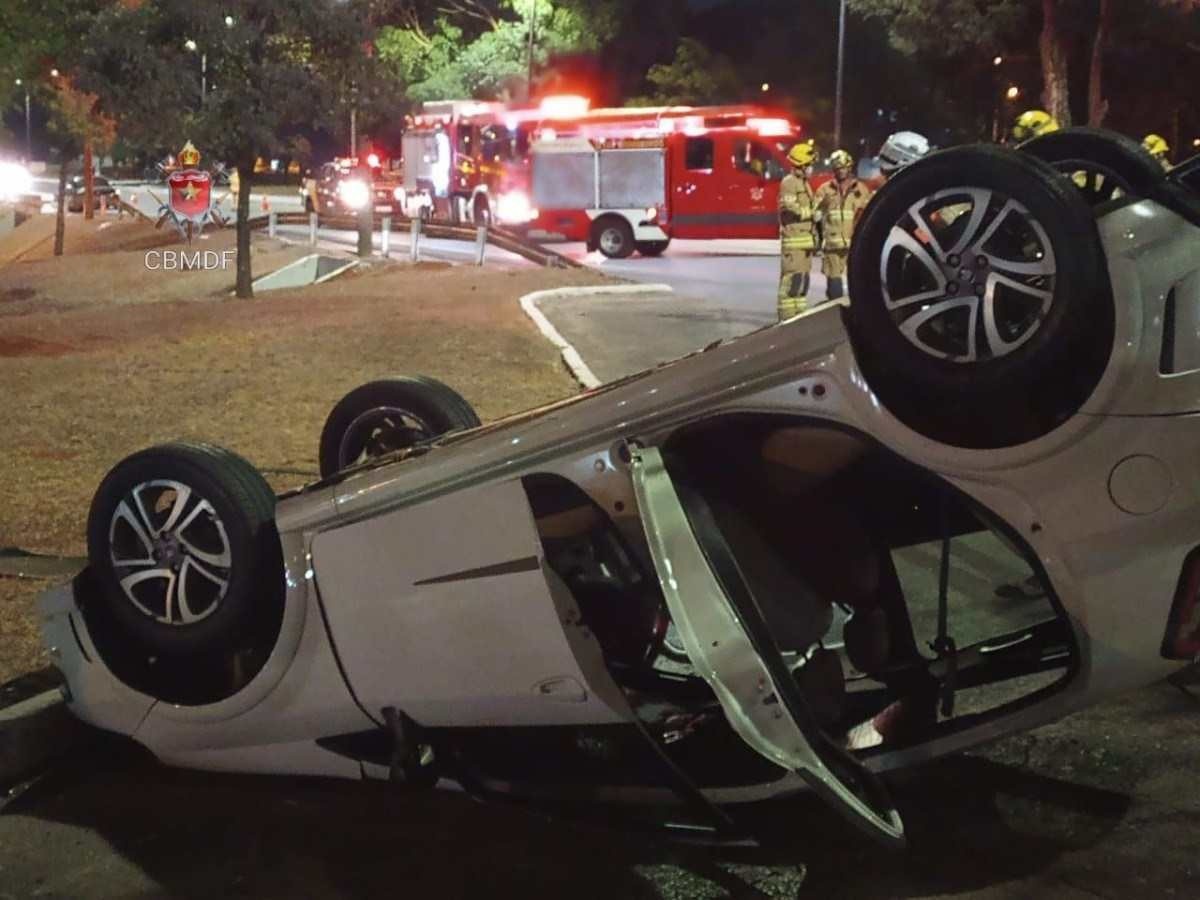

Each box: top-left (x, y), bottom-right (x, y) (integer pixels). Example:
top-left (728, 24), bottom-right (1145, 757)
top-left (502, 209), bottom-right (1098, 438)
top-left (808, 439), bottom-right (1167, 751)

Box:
top-left (539, 95), bottom-right (591, 119)
top-left (366, 152), bottom-right (381, 168)
top-left (748, 117), bottom-right (795, 137)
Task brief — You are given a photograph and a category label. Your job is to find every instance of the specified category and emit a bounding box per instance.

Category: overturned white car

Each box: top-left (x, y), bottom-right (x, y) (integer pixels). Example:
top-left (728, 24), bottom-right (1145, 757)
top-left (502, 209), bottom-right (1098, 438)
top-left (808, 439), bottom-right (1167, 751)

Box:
top-left (40, 132), bottom-right (1200, 846)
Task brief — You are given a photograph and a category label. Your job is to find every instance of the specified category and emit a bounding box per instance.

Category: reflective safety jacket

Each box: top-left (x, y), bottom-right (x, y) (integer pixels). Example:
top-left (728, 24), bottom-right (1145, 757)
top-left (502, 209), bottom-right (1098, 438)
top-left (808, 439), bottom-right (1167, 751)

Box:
top-left (815, 178), bottom-right (872, 251)
top-left (779, 172), bottom-right (819, 251)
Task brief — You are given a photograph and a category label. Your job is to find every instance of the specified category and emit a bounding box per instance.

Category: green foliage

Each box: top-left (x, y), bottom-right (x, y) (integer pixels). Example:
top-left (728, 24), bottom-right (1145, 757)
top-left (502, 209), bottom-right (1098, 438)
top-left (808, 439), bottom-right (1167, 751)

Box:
top-left (81, 0), bottom-right (379, 166)
top-left (376, 0), bottom-right (624, 100)
top-left (847, 0), bottom-right (1030, 56)
top-left (627, 37), bottom-right (743, 106)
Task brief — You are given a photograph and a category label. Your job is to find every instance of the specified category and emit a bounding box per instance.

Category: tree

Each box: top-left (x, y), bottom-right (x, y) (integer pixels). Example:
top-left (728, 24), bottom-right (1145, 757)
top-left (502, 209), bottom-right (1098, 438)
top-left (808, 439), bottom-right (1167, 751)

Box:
top-left (376, 0), bottom-right (627, 101)
top-left (851, 0), bottom-right (1199, 134)
top-left (83, 0), bottom-right (380, 297)
top-left (46, 78), bottom-right (117, 250)
top-left (626, 38), bottom-right (743, 106)
top-left (1089, 0), bottom-right (1200, 128)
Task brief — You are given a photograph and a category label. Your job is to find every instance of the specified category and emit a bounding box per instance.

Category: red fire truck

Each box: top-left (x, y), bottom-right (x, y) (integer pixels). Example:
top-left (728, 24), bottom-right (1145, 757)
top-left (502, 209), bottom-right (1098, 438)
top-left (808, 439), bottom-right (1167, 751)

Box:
top-left (396, 98), bottom-right (805, 242)
top-left (527, 112), bottom-right (805, 258)
top-left (397, 99), bottom-right (546, 226)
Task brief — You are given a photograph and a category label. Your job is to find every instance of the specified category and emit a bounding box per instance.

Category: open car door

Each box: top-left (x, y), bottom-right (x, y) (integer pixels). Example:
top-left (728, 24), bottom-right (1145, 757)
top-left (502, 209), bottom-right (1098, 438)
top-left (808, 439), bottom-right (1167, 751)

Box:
top-left (631, 447), bottom-right (906, 847)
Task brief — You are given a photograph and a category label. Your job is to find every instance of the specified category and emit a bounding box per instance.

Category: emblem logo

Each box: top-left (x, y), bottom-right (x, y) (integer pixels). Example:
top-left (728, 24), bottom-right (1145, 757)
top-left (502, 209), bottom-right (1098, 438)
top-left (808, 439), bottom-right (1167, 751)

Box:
top-left (167, 169), bottom-right (212, 223)
top-left (155, 141), bottom-right (225, 240)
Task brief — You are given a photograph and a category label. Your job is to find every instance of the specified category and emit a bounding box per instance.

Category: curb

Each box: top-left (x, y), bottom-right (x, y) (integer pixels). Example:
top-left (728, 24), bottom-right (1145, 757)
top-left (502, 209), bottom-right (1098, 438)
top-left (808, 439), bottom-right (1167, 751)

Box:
top-left (519, 284), bottom-right (675, 389)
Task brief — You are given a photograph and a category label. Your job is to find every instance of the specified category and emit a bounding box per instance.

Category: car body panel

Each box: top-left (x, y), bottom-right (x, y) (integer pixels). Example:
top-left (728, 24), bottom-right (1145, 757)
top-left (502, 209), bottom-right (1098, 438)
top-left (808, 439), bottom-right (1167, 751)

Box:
top-left (310, 477), bottom-right (631, 727)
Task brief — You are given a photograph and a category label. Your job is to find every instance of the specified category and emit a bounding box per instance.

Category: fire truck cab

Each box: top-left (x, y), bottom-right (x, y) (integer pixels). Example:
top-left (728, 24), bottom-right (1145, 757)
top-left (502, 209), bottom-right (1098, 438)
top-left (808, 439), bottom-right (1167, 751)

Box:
top-left (529, 114), bottom-right (801, 258)
top-left (399, 100), bottom-right (539, 226)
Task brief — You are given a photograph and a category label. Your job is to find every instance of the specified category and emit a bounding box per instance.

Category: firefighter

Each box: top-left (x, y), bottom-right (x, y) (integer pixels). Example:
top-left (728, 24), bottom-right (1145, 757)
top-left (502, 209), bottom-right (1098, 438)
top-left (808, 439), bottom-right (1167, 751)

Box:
top-left (1143, 133), bottom-right (1171, 170)
top-left (815, 149), bottom-right (872, 302)
top-left (1010, 109), bottom-right (1059, 144)
top-left (877, 131), bottom-right (930, 180)
top-left (777, 140), bottom-right (820, 320)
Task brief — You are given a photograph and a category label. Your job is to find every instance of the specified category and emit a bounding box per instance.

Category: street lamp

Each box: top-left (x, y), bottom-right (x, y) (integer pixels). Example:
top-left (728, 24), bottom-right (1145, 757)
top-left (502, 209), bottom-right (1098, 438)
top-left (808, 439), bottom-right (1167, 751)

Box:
top-left (834, 0), bottom-right (847, 149)
top-left (224, 15), bottom-right (234, 26)
top-left (993, 55), bottom-right (1003, 67)
top-left (184, 40), bottom-right (207, 103)
top-left (15, 78), bottom-right (30, 161)
top-left (1006, 85), bottom-right (1021, 101)
top-left (761, 82), bottom-right (770, 93)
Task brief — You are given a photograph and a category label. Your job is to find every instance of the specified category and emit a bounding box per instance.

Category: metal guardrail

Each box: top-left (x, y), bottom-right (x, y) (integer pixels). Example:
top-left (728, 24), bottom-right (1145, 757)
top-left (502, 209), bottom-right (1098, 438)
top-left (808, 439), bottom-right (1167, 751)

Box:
top-left (246, 211), bottom-right (581, 269)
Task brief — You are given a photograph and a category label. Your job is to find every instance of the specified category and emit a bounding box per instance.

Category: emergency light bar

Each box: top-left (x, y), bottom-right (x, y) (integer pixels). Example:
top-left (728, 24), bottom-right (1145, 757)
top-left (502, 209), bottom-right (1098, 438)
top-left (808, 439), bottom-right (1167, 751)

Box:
top-left (747, 117), bottom-right (795, 137)
top-left (539, 95), bottom-right (591, 118)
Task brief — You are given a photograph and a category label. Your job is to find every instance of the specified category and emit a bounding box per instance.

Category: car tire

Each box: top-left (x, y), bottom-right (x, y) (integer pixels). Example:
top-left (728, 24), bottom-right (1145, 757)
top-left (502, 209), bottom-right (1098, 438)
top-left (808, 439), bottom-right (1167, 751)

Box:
top-left (844, 144), bottom-right (1114, 449)
top-left (635, 239), bottom-right (671, 257)
top-left (593, 217), bottom-right (635, 259)
top-left (86, 442), bottom-right (281, 656)
top-left (318, 376), bottom-right (482, 478)
top-left (1020, 127), bottom-right (1164, 207)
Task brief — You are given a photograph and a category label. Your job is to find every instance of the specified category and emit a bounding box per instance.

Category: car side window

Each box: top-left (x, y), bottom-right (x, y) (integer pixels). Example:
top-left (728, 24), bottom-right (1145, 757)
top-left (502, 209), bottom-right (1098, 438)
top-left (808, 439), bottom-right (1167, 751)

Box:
top-left (685, 137), bottom-right (714, 171)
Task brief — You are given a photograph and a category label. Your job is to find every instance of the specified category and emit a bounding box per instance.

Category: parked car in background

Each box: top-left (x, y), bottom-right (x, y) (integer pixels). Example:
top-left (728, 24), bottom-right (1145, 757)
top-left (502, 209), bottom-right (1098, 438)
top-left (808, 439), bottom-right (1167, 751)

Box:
top-left (67, 174), bottom-right (117, 212)
top-left (302, 157), bottom-right (403, 216)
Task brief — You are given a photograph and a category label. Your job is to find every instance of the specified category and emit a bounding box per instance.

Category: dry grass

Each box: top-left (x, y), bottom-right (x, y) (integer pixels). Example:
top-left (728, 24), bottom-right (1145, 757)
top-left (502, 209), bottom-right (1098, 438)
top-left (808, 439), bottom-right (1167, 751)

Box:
top-left (0, 219), bottom-right (608, 682)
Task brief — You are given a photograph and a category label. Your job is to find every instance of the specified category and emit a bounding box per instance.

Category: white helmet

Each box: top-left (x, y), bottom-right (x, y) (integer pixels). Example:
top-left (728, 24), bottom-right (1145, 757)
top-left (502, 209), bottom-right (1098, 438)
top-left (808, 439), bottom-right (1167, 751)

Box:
top-left (878, 131), bottom-right (931, 174)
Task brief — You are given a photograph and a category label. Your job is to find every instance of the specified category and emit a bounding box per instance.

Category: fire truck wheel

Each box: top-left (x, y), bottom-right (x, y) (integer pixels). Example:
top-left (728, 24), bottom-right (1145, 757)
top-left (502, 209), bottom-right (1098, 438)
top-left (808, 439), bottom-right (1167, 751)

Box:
top-left (593, 217), bottom-right (635, 259)
top-left (635, 239), bottom-right (671, 257)
top-left (1019, 127), bottom-right (1163, 208)
top-left (318, 376), bottom-right (482, 478)
top-left (844, 144), bottom-right (1114, 449)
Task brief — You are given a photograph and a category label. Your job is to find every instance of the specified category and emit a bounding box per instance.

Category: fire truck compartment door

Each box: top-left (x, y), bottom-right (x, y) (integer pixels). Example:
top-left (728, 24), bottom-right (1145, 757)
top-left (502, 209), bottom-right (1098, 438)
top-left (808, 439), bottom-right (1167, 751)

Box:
top-left (533, 141), bottom-right (665, 211)
top-left (631, 446), bottom-right (907, 848)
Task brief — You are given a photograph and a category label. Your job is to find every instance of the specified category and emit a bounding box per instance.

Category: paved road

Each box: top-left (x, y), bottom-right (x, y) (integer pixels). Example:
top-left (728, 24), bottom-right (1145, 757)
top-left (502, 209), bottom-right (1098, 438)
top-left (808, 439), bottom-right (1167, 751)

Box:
top-left (115, 181), bottom-right (797, 323)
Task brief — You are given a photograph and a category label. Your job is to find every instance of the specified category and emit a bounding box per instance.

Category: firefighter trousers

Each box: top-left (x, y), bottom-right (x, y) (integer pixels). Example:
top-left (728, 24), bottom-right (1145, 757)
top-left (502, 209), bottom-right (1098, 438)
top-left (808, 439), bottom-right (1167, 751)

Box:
top-left (778, 247), bottom-right (814, 320)
top-left (822, 249), bottom-right (848, 301)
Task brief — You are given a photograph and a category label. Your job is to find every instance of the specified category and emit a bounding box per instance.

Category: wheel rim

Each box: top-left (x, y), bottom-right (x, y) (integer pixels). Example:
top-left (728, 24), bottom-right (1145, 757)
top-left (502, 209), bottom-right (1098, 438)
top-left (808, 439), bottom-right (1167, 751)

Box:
top-left (108, 480), bottom-right (232, 626)
top-left (879, 187), bottom-right (1057, 364)
top-left (599, 227), bottom-right (626, 256)
top-left (338, 406), bottom-right (433, 469)
top-left (1050, 159), bottom-right (1130, 205)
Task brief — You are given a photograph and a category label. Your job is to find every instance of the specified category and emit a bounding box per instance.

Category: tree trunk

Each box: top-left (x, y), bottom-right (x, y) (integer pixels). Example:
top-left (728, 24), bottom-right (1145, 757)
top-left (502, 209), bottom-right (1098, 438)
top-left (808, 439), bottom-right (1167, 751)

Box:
top-left (54, 163), bottom-right (68, 256)
top-left (1087, 0), bottom-right (1111, 127)
top-left (235, 164), bottom-right (253, 298)
top-left (357, 162), bottom-right (373, 258)
top-left (1039, 0), bottom-right (1072, 126)
top-left (83, 140), bottom-right (95, 221)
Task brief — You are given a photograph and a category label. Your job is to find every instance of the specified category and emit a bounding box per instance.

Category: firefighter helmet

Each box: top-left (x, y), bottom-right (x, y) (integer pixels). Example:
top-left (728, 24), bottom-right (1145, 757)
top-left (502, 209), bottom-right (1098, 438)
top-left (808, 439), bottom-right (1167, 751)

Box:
top-left (1012, 110), bottom-right (1059, 143)
top-left (878, 131), bottom-right (930, 175)
top-left (1142, 133), bottom-right (1170, 161)
top-left (829, 149), bottom-right (854, 173)
top-left (787, 141), bottom-right (817, 168)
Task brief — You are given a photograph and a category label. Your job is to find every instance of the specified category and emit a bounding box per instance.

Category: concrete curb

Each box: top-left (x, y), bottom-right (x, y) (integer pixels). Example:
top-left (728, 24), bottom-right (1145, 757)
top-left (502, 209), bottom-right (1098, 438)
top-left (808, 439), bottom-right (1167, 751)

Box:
top-left (519, 284), bottom-right (675, 389)
top-left (0, 688), bottom-right (85, 785)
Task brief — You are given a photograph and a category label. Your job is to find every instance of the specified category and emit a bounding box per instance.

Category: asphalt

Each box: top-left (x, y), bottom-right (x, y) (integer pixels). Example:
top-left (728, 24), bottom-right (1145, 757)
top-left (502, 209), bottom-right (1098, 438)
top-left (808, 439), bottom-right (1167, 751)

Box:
top-left (2, 672), bottom-right (1197, 899)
